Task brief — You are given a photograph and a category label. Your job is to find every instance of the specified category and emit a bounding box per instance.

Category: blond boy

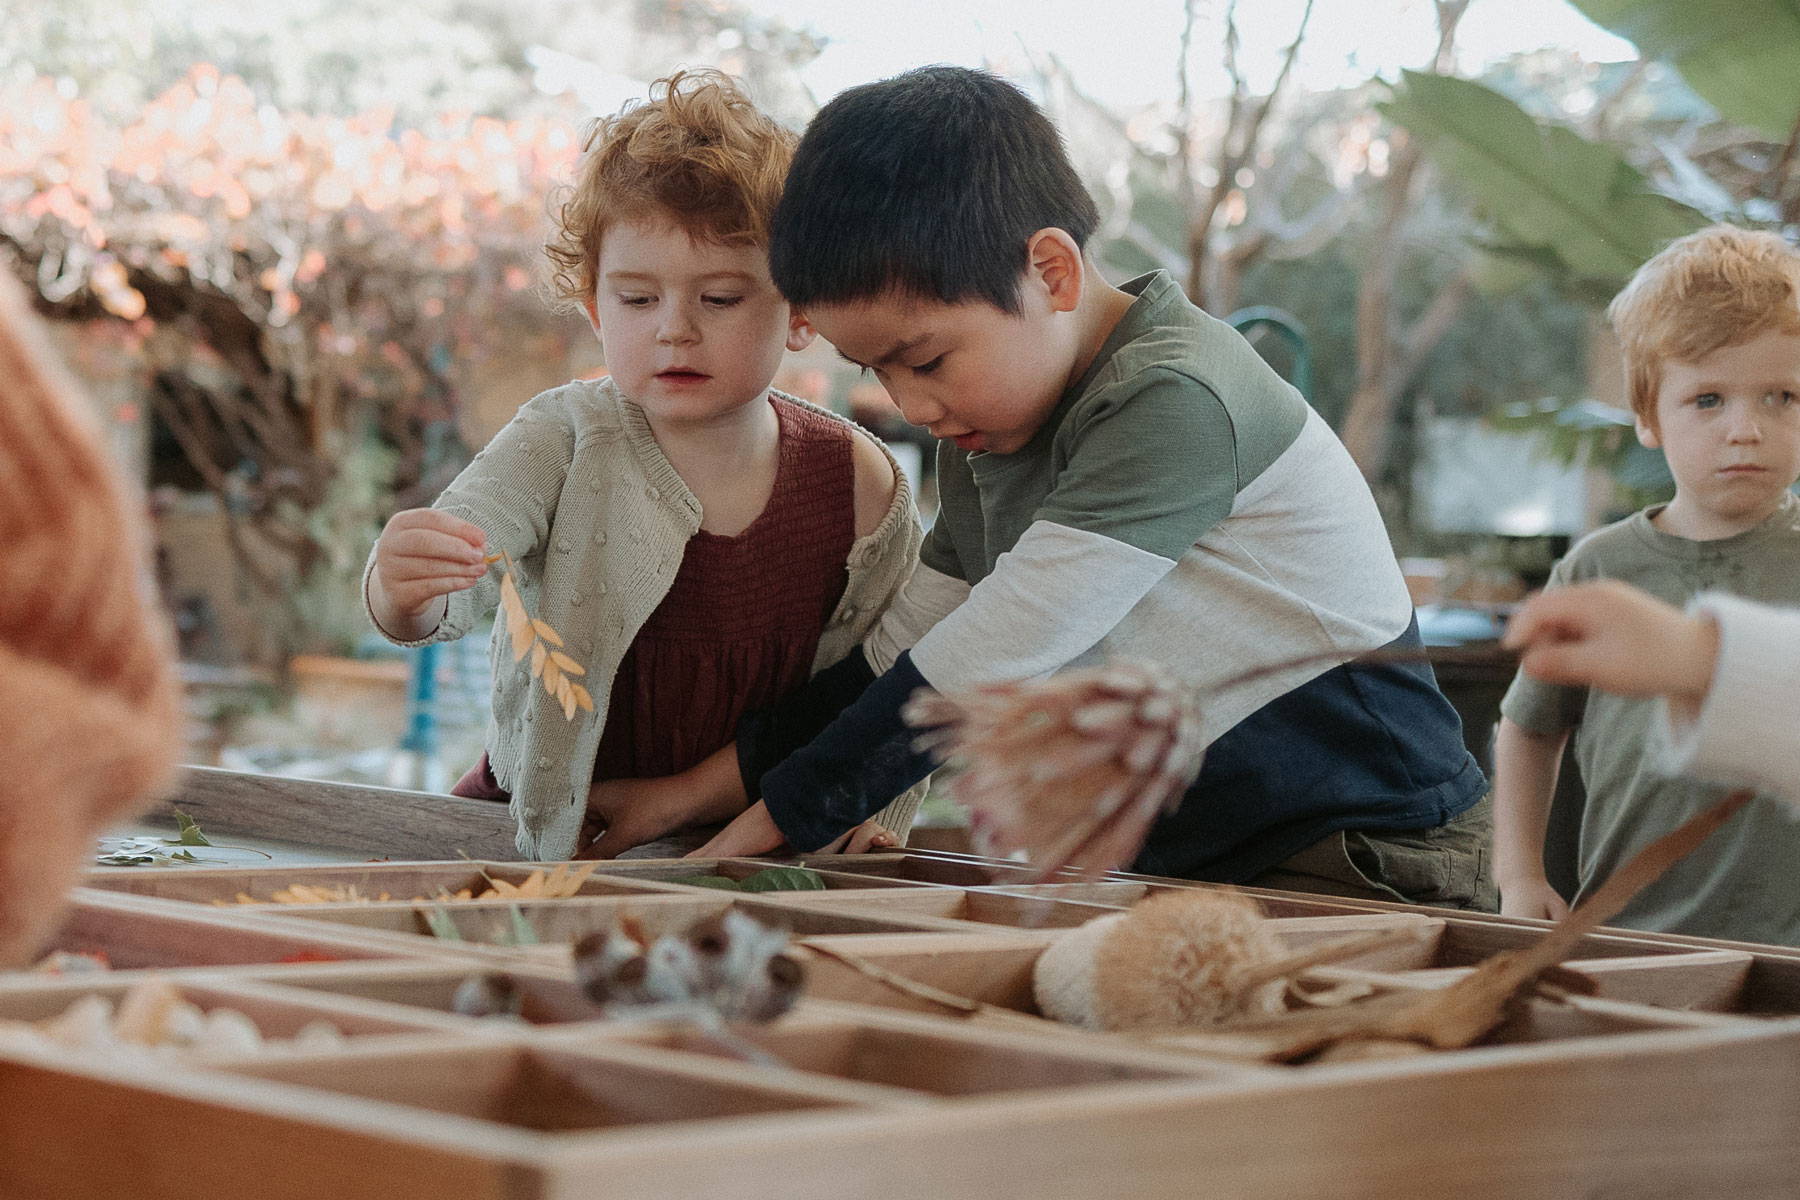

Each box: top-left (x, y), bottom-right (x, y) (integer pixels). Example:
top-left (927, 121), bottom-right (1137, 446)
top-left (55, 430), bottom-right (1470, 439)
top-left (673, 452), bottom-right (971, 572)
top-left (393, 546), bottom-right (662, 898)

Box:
top-left (1494, 226), bottom-right (1800, 942)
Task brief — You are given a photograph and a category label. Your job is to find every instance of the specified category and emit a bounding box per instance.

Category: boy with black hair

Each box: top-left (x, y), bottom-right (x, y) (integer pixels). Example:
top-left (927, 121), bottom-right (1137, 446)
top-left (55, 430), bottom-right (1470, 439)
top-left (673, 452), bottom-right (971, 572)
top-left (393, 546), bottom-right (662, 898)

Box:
top-left (685, 66), bottom-right (1491, 905)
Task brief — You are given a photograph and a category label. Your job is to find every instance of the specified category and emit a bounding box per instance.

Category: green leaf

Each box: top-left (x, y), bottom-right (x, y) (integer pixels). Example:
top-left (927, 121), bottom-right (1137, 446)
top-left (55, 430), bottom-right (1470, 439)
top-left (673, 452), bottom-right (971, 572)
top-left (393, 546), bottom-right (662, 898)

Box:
top-left (423, 907), bottom-right (464, 941)
top-left (95, 853), bottom-right (159, 867)
top-left (737, 867), bottom-right (828, 893)
top-left (503, 905), bottom-right (539, 947)
top-left (95, 836), bottom-right (228, 867)
top-left (165, 810), bottom-right (212, 847)
top-left (667, 874), bottom-right (745, 891)
top-left (1568, 0), bottom-right (1800, 139)
top-left (1379, 71), bottom-right (1706, 295)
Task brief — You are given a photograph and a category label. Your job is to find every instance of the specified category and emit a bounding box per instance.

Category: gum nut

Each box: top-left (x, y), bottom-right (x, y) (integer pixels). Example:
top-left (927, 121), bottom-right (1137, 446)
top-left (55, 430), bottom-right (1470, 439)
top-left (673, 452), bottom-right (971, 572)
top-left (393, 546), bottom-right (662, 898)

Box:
top-left (293, 1021), bottom-right (345, 1049)
top-left (40, 996), bottom-right (103, 1048)
top-left (165, 1001), bottom-right (206, 1045)
top-left (201, 1008), bottom-right (264, 1054)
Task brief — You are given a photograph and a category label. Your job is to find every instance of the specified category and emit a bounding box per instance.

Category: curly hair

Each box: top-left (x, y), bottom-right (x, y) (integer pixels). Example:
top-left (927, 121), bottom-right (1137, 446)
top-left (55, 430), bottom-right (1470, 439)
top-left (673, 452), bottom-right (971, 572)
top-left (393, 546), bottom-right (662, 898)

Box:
top-left (545, 70), bottom-right (796, 309)
top-left (1609, 225), bottom-right (1800, 429)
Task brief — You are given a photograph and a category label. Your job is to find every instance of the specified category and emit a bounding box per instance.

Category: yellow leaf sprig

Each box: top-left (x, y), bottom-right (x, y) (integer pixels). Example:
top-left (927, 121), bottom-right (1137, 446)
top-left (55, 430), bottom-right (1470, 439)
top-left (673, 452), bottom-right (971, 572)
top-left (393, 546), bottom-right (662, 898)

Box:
top-left (491, 550), bottom-right (595, 721)
top-left (228, 861), bottom-right (604, 906)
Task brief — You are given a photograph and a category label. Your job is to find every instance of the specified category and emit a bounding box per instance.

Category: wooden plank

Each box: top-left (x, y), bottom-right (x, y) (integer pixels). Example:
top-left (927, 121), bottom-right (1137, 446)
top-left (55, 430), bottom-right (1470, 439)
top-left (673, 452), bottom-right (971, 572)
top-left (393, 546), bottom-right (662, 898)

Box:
top-left (153, 766), bottom-right (524, 861)
top-left (536, 1023), bottom-right (1800, 1198)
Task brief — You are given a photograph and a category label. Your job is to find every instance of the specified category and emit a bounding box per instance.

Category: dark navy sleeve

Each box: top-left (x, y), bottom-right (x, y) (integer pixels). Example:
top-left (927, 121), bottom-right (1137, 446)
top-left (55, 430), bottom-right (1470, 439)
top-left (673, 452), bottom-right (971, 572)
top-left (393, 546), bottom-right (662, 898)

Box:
top-left (759, 651), bottom-right (937, 850)
top-left (735, 647), bottom-right (880, 800)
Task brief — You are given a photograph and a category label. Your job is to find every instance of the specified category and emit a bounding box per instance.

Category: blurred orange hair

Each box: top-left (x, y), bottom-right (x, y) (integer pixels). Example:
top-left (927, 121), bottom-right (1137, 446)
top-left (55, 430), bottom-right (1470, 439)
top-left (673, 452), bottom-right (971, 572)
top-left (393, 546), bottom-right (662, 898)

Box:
top-left (1608, 225), bottom-right (1800, 429)
top-left (545, 70), bottom-right (795, 308)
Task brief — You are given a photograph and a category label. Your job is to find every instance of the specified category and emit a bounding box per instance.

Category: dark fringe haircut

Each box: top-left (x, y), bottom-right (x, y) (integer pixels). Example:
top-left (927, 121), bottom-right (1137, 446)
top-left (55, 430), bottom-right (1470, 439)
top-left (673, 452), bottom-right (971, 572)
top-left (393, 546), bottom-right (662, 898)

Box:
top-left (770, 66), bottom-right (1098, 313)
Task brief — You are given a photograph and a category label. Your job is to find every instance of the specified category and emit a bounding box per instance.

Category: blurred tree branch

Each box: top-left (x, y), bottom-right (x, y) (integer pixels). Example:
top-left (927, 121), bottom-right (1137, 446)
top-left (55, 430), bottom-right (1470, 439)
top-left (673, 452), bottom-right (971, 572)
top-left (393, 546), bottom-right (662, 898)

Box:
top-left (1178, 0), bottom-right (1316, 311)
top-left (1339, 0), bottom-right (1472, 480)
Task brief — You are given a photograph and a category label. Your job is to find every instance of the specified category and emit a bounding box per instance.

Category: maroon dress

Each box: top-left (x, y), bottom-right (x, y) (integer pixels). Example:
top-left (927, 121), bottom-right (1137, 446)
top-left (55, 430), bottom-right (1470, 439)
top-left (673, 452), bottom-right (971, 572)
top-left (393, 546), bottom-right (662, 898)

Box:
top-left (453, 395), bottom-right (855, 800)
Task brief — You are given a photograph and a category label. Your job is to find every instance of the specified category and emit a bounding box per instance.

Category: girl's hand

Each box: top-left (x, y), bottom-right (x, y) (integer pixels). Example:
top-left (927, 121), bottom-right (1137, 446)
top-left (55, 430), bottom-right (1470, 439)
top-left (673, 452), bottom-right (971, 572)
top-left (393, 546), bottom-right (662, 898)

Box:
top-left (578, 774), bottom-right (745, 859)
top-left (1504, 581), bottom-right (1718, 708)
top-left (370, 509), bottom-right (488, 638)
top-left (687, 801), bottom-right (787, 858)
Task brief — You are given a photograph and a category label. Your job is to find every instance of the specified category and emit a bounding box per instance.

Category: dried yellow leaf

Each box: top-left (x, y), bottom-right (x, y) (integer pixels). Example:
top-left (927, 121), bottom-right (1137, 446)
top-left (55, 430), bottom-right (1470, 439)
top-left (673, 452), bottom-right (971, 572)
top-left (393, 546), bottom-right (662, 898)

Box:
top-left (571, 683), bottom-right (594, 713)
top-left (549, 650), bottom-right (585, 676)
top-left (530, 641), bottom-right (547, 679)
top-left (559, 677), bottom-right (577, 720)
top-left (500, 572), bottom-right (532, 661)
top-left (530, 618), bottom-right (564, 647)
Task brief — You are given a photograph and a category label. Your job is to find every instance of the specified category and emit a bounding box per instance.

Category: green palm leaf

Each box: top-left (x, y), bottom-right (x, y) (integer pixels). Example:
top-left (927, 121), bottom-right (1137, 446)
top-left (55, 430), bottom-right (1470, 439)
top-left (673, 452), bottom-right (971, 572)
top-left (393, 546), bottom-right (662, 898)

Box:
top-left (1569, 0), bottom-right (1800, 139)
top-left (1379, 71), bottom-right (1705, 296)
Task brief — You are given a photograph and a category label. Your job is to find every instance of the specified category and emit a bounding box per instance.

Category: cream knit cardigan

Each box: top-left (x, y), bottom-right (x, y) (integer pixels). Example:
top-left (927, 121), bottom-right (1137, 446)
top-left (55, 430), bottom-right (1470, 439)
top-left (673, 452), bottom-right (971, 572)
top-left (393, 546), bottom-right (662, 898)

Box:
top-left (365, 377), bottom-right (925, 860)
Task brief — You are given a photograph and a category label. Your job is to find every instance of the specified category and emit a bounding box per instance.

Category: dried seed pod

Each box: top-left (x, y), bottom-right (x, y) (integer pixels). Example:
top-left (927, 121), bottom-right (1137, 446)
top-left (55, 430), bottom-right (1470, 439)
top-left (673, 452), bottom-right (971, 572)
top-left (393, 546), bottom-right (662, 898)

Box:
top-left (452, 973), bottom-right (526, 1020)
top-left (571, 910), bottom-right (803, 1024)
top-left (1033, 891), bottom-right (1290, 1032)
top-left (904, 661), bottom-right (1205, 879)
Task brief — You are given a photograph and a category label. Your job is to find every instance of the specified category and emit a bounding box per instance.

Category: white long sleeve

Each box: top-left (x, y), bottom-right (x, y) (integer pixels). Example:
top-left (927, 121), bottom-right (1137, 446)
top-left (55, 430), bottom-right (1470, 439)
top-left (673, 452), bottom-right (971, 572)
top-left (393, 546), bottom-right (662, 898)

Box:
top-left (1656, 592), bottom-right (1800, 803)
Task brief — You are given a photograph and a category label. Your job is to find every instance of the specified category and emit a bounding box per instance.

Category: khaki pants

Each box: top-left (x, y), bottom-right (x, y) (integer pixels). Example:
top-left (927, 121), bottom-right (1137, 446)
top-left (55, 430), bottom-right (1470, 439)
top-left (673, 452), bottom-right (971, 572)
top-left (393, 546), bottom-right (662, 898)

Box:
top-left (1244, 793), bottom-right (1499, 912)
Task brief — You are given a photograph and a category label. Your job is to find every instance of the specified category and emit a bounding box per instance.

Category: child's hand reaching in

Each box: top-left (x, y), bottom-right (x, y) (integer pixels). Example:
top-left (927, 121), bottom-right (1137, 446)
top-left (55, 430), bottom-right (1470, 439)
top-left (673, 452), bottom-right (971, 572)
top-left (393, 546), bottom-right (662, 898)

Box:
top-left (686, 801), bottom-right (898, 859)
top-left (1504, 581), bottom-right (1720, 716)
top-left (1498, 876), bottom-right (1572, 922)
top-left (370, 509), bottom-right (489, 640)
top-left (577, 774), bottom-right (733, 860)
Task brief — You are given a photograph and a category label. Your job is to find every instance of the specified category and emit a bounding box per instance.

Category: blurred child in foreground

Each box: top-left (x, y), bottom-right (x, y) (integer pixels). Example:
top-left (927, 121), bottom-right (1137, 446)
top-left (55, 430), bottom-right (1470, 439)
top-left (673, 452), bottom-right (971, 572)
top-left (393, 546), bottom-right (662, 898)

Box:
top-left (1507, 581), bottom-right (1798, 805)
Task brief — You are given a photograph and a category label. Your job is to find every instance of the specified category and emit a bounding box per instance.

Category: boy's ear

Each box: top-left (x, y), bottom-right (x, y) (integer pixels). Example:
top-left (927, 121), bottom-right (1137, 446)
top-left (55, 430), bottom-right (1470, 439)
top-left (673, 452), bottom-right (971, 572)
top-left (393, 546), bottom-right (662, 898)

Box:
top-left (582, 296), bottom-right (602, 338)
top-left (1024, 228), bottom-right (1084, 315)
top-left (1634, 410), bottom-right (1661, 450)
top-left (786, 308), bottom-right (817, 353)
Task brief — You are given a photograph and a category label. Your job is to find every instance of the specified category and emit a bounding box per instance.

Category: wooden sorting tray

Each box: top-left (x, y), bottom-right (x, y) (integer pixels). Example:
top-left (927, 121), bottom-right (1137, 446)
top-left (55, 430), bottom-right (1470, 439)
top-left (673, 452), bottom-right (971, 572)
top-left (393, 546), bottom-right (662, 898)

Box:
top-left (261, 891), bottom-right (992, 950)
top-left (0, 975), bottom-right (466, 1050)
top-left (83, 860), bottom-right (683, 904)
top-left (24, 849), bottom-right (1800, 1198)
top-left (31, 892), bottom-right (426, 975)
top-left (248, 960), bottom-right (606, 1027)
top-left (558, 856), bottom-right (942, 890)
top-left (596, 999), bottom-right (1236, 1096)
top-left (214, 1038), bottom-right (881, 1131)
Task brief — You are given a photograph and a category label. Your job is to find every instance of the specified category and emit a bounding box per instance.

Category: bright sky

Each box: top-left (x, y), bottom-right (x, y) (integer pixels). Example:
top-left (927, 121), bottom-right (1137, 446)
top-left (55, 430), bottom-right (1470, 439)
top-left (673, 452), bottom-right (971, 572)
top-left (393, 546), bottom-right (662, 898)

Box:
top-left (750, 0), bottom-right (1636, 111)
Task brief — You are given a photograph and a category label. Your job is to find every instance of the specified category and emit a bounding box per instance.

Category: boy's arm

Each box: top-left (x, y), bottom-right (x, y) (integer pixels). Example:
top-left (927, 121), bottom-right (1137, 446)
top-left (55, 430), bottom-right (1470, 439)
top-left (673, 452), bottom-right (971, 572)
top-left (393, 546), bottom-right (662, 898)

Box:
top-left (734, 522), bottom-right (970, 796)
top-left (908, 372), bottom-right (1234, 693)
top-left (1492, 717), bottom-right (1572, 920)
top-left (756, 374), bottom-right (1241, 850)
top-left (1493, 560), bottom-right (1586, 919)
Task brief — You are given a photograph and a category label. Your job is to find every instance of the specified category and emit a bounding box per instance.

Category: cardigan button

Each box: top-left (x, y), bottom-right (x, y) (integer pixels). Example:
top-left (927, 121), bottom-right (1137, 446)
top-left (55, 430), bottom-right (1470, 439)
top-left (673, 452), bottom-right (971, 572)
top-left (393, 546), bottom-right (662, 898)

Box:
top-left (596, 582), bottom-right (608, 594)
top-left (646, 486), bottom-right (661, 501)
top-left (592, 531), bottom-right (607, 545)
top-left (570, 592), bottom-right (585, 606)
top-left (537, 756), bottom-right (551, 769)
top-left (630, 528), bottom-right (644, 543)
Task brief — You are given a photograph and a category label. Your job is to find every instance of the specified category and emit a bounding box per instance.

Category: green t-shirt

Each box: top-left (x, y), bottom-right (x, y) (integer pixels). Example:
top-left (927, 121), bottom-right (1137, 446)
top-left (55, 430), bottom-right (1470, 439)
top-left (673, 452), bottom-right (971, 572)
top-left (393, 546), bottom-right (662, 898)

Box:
top-left (1501, 493), bottom-right (1800, 944)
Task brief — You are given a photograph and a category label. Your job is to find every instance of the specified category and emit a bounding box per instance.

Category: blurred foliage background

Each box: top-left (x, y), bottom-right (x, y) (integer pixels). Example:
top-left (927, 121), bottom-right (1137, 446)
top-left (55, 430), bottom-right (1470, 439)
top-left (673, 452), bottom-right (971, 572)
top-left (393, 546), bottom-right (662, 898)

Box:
top-left (2, 0), bottom-right (1795, 682)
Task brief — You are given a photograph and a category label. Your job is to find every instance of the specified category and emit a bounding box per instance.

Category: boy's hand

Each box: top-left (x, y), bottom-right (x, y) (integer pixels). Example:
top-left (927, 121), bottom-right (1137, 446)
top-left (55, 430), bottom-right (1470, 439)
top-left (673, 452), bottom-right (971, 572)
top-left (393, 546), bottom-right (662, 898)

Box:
top-left (688, 801), bottom-right (787, 859)
top-left (577, 774), bottom-right (747, 860)
top-left (371, 509), bottom-right (488, 637)
top-left (1498, 875), bottom-right (1571, 921)
top-left (1504, 581), bottom-right (1719, 708)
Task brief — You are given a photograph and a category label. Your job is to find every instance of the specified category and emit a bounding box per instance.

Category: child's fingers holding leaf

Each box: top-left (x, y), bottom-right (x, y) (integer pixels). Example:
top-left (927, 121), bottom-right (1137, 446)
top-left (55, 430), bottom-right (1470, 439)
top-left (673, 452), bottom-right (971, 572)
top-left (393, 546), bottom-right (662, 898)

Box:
top-left (381, 508), bottom-right (488, 562)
